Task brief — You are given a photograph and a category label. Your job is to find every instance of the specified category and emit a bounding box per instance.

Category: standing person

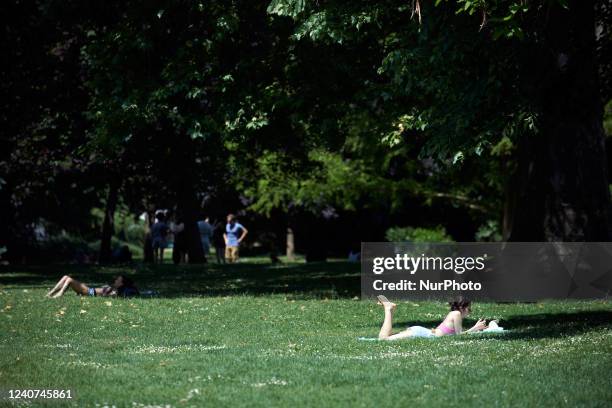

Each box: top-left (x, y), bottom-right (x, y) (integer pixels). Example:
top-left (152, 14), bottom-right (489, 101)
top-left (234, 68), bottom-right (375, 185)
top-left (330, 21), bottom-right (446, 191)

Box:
top-left (143, 211), bottom-right (155, 263)
top-left (212, 221), bottom-right (226, 264)
top-left (151, 212), bottom-right (169, 264)
top-left (224, 214), bottom-right (248, 263)
top-left (197, 217), bottom-right (213, 260)
top-left (170, 213), bottom-right (186, 265)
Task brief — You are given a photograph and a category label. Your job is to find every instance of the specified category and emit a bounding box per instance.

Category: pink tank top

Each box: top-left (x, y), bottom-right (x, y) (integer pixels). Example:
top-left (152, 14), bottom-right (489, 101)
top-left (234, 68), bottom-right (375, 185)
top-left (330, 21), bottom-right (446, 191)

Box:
top-left (437, 323), bottom-right (456, 335)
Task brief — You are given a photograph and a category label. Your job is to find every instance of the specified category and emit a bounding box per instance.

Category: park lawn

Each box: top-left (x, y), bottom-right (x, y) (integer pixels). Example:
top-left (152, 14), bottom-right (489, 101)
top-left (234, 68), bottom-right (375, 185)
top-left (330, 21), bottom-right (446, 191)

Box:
top-left (0, 261), bottom-right (611, 407)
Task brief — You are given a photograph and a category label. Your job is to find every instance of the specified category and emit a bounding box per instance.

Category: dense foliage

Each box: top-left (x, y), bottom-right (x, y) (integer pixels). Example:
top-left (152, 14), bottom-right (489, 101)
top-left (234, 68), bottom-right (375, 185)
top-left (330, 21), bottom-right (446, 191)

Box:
top-left (1, 0), bottom-right (610, 262)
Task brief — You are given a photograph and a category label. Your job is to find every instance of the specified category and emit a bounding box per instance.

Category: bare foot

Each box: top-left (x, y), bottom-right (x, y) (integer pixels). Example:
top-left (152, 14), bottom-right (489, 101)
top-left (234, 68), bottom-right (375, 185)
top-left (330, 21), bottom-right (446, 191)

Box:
top-left (52, 292), bottom-right (63, 298)
top-left (376, 295), bottom-right (396, 310)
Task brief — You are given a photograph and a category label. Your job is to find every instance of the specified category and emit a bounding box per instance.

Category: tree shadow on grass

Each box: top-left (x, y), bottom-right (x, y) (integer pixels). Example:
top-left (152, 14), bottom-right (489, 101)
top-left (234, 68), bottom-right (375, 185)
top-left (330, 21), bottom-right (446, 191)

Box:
top-left (2, 264), bottom-right (611, 342)
top-left (380, 310), bottom-right (612, 341)
top-left (426, 311), bottom-right (612, 341)
top-left (490, 310), bottom-right (612, 340)
top-left (0, 261), bottom-right (363, 299)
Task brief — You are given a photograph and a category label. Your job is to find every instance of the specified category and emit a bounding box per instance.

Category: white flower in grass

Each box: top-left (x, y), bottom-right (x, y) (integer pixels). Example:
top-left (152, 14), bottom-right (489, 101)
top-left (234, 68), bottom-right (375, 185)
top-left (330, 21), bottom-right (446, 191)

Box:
top-left (250, 377), bottom-right (288, 387)
top-left (132, 344), bottom-right (226, 354)
top-left (67, 361), bottom-right (113, 369)
top-left (179, 388), bottom-right (200, 403)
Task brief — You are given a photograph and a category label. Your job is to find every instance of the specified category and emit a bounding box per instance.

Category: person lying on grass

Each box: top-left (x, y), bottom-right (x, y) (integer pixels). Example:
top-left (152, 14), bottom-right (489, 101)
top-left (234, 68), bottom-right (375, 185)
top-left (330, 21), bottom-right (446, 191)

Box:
top-left (377, 295), bottom-right (488, 340)
top-left (45, 275), bottom-right (139, 298)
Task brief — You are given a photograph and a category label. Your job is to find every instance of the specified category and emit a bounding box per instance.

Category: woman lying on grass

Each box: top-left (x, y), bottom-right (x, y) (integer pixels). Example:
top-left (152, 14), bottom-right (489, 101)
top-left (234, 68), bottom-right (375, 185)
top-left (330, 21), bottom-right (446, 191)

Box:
top-left (377, 295), bottom-right (487, 340)
top-left (45, 275), bottom-right (139, 298)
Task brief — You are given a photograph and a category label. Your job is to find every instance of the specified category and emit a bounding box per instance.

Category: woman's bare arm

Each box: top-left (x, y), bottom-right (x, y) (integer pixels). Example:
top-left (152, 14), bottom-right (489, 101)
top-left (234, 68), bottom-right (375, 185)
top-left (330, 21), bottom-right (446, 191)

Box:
top-left (465, 318), bottom-right (487, 333)
top-left (453, 312), bottom-right (463, 334)
top-left (238, 227), bottom-right (248, 243)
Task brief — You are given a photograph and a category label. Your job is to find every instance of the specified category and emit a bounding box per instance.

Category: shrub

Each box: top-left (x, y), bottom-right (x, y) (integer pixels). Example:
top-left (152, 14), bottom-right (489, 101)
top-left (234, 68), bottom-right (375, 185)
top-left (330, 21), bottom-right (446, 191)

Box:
top-left (34, 234), bottom-right (95, 263)
top-left (385, 226), bottom-right (453, 243)
top-left (475, 220), bottom-right (502, 242)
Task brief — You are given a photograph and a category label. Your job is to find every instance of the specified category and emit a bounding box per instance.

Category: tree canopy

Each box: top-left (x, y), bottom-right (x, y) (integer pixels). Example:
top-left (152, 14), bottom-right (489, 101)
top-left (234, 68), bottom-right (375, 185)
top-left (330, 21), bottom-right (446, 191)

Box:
top-left (1, 0), bottom-right (610, 262)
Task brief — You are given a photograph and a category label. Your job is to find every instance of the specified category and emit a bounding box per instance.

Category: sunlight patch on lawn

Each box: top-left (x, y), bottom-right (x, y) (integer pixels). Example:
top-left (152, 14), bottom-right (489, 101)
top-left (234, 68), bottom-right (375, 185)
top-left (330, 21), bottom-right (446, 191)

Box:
top-left (248, 377), bottom-right (289, 388)
top-left (131, 344), bottom-right (226, 354)
top-left (66, 361), bottom-right (115, 369)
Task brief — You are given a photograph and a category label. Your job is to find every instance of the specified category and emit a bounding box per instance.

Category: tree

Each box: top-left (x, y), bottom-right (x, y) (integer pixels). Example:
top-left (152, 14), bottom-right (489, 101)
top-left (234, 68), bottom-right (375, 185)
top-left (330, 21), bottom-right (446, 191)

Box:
top-left (266, 0), bottom-right (611, 241)
top-left (0, 0), bottom-right (112, 260)
top-left (498, 1), bottom-right (610, 240)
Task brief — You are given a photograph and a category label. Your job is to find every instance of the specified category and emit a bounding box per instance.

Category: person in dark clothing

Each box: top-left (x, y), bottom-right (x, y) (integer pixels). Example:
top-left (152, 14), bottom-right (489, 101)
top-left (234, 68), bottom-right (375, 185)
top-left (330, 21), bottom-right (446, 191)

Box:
top-left (171, 214), bottom-right (186, 264)
top-left (212, 221), bottom-right (226, 264)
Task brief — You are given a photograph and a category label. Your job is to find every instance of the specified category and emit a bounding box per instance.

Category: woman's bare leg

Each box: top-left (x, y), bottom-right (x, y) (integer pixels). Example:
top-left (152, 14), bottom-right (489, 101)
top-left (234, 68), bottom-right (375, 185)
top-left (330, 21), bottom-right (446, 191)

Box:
top-left (378, 300), bottom-right (397, 339)
top-left (46, 275), bottom-right (70, 297)
top-left (52, 276), bottom-right (89, 298)
top-left (386, 329), bottom-right (414, 340)
top-left (377, 301), bottom-right (415, 340)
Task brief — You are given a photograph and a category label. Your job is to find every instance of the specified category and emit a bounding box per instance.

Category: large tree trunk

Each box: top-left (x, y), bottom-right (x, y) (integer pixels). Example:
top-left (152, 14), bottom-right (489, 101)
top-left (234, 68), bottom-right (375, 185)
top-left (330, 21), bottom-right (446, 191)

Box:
top-left (303, 213), bottom-right (327, 262)
top-left (99, 181), bottom-right (119, 264)
top-left (177, 189), bottom-right (206, 263)
top-left (171, 132), bottom-right (206, 264)
top-left (506, 0), bottom-right (610, 241)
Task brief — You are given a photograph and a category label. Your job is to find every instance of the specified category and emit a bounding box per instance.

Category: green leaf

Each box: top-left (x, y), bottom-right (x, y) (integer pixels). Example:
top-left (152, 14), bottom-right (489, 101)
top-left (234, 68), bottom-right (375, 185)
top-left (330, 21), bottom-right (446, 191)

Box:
top-left (267, 0), bottom-right (306, 18)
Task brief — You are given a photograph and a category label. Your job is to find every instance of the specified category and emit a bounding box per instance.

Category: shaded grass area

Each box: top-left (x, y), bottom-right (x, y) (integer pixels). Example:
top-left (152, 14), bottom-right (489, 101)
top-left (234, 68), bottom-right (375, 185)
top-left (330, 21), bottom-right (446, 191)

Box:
top-left (0, 258), bottom-right (360, 299)
top-left (0, 260), bottom-right (611, 407)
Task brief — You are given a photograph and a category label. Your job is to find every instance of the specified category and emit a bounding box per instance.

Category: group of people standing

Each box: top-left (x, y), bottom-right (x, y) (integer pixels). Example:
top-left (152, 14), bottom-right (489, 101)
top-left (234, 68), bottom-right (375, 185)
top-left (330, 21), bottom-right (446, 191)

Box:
top-left (149, 212), bottom-right (248, 265)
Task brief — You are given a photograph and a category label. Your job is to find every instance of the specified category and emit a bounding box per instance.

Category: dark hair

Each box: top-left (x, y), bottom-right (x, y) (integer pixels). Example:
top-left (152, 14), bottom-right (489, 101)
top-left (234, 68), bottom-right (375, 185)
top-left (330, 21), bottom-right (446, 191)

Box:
top-left (449, 296), bottom-right (471, 311)
top-left (112, 275), bottom-right (139, 297)
top-left (156, 212), bottom-right (166, 222)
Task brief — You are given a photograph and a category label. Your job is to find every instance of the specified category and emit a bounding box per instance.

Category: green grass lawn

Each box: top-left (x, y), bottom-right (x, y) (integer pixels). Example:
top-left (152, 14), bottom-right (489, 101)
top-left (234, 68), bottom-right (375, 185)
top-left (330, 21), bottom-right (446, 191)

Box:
top-left (0, 260), bottom-right (611, 407)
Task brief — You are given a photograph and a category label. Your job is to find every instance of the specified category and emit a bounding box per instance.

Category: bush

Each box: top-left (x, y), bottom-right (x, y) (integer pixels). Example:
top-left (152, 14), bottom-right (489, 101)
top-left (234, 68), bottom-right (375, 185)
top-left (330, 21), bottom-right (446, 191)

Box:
top-left (87, 237), bottom-right (143, 259)
top-left (385, 226), bottom-right (453, 243)
top-left (124, 223), bottom-right (146, 247)
top-left (475, 220), bottom-right (502, 242)
top-left (34, 234), bottom-right (95, 263)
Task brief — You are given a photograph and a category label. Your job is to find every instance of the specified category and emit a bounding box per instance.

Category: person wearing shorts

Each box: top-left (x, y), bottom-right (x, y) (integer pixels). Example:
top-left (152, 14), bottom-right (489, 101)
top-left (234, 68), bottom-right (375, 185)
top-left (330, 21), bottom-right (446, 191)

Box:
top-left (376, 295), bottom-right (487, 340)
top-left (223, 214), bottom-right (248, 263)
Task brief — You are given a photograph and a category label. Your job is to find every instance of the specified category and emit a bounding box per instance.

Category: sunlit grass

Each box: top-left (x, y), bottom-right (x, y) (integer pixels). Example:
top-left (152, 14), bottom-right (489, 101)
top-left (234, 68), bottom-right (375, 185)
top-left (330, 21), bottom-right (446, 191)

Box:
top-left (0, 261), bottom-right (610, 407)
